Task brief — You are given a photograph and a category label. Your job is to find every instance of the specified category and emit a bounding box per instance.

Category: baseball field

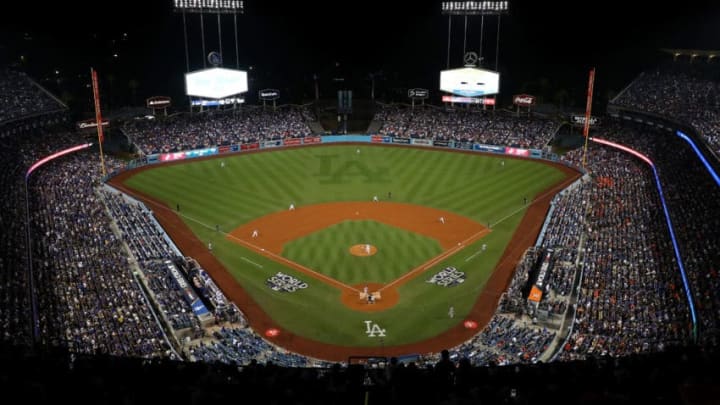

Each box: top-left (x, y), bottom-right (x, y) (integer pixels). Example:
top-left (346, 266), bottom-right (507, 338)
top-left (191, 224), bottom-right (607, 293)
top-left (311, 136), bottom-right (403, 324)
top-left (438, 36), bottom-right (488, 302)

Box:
top-left (110, 144), bottom-right (579, 360)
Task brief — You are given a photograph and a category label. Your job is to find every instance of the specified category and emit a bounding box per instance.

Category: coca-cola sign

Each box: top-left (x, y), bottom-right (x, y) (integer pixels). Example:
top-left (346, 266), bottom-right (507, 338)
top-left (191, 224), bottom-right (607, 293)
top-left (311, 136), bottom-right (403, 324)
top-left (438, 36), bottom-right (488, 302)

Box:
top-left (513, 94), bottom-right (536, 106)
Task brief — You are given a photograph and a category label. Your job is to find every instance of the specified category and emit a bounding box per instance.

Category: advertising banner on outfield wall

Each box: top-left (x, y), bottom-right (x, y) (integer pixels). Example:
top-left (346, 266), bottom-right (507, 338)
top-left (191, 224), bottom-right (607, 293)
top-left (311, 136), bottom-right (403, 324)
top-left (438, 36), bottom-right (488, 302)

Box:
top-left (411, 138), bottom-right (433, 146)
top-left (371, 135), bottom-right (385, 143)
top-left (263, 140), bottom-right (282, 148)
top-left (505, 147), bottom-right (530, 157)
top-left (392, 137), bottom-right (411, 144)
top-left (473, 144), bottom-right (504, 153)
top-left (455, 142), bottom-right (473, 150)
top-left (160, 152), bottom-right (187, 162)
top-left (283, 138), bottom-right (302, 146)
top-left (303, 136), bottom-right (322, 144)
top-left (231, 144), bottom-right (240, 152)
top-left (147, 154), bottom-right (159, 163)
top-left (433, 140), bottom-right (452, 147)
top-left (218, 145), bottom-right (232, 154)
top-left (241, 142), bottom-right (259, 150)
top-left (530, 149), bottom-right (543, 158)
top-left (186, 147), bottom-right (218, 158)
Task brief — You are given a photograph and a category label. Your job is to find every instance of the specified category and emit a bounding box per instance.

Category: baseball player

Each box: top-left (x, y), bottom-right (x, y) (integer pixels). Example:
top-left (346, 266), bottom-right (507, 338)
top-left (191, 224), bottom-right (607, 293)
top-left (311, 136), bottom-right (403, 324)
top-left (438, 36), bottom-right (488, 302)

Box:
top-left (208, 242), bottom-right (213, 251)
top-left (373, 195), bottom-right (379, 202)
top-left (289, 203), bottom-right (295, 211)
top-left (482, 243), bottom-right (487, 252)
top-left (439, 216), bottom-right (445, 224)
top-left (221, 161), bottom-right (225, 168)
top-left (356, 148), bottom-right (361, 155)
top-left (252, 229), bottom-right (259, 238)
top-left (365, 244), bottom-right (371, 255)
top-left (448, 305), bottom-right (455, 318)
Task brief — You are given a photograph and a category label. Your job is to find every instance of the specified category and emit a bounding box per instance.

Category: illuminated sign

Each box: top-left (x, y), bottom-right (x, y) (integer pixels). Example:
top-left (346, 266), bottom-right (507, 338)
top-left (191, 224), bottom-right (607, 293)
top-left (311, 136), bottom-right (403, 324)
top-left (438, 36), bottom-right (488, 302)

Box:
top-left (408, 88), bottom-right (429, 99)
top-left (571, 115), bottom-right (600, 126)
top-left (190, 97), bottom-right (244, 106)
top-left (76, 119), bottom-right (109, 130)
top-left (513, 94), bottom-right (536, 106)
top-left (146, 96), bottom-right (171, 109)
top-left (442, 95), bottom-right (495, 105)
top-left (258, 89), bottom-right (280, 100)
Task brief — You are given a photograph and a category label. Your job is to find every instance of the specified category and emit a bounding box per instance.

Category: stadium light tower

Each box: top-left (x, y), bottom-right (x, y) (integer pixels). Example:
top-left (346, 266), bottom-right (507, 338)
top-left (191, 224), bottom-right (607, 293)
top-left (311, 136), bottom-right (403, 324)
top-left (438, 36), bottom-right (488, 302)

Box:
top-left (441, 1), bottom-right (509, 70)
top-left (174, 0), bottom-right (245, 71)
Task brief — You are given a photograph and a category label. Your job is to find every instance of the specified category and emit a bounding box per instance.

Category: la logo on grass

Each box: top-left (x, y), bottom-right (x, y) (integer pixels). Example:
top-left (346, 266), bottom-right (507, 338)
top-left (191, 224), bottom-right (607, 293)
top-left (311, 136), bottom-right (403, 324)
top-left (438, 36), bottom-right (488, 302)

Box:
top-left (364, 320), bottom-right (386, 337)
top-left (314, 154), bottom-right (389, 184)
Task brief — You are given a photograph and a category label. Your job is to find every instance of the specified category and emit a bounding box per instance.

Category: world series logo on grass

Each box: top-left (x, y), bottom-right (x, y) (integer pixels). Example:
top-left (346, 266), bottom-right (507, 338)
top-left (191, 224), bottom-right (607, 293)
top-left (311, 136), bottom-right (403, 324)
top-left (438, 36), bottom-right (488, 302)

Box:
top-left (266, 272), bottom-right (308, 292)
top-left (426, 266), bottom-right (466, 287)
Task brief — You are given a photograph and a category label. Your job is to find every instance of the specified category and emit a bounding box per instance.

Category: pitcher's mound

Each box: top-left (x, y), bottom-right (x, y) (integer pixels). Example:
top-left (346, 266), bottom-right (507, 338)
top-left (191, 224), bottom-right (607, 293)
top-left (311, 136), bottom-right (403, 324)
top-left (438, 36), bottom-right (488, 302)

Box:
top-left (349, 244), bottom-right (377, 256)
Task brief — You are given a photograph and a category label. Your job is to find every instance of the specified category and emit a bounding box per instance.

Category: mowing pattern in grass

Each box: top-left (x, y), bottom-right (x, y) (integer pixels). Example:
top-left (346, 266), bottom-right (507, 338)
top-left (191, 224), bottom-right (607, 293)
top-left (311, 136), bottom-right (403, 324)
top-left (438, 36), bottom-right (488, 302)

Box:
top-left (122, 145), bottom-right (571, 346)
top-left (282, 220), bottom-right (443, 285)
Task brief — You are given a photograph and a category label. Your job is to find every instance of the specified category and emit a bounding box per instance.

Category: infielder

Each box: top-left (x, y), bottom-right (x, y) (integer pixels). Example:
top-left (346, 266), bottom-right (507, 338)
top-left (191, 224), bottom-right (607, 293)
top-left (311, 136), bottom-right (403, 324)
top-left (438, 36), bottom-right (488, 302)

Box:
top-left (365, 244), bottom-right (371, 255)
top-left (289, 203), bottom-right (295, 211)
top-left (373, 195), bottom-right (379, 202)
top-left (252, 229), bottom-right (259, 238)
top-left (439, 216), bottom-right (445, 224)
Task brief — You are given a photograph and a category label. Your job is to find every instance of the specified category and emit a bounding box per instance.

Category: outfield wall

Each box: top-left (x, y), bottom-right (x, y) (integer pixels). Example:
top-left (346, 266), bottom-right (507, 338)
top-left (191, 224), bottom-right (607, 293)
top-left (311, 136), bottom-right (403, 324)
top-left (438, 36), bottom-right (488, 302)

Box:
top-left (107, 135), bottom-right (583, 181)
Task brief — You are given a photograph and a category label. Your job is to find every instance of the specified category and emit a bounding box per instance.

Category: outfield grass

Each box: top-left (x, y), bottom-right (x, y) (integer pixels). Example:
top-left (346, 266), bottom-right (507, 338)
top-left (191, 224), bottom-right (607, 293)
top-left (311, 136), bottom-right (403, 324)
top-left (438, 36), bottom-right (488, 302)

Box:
top-left (123, 145), bottom-right (569, 346)
top-left (282, 220), bottom-right (443, 285)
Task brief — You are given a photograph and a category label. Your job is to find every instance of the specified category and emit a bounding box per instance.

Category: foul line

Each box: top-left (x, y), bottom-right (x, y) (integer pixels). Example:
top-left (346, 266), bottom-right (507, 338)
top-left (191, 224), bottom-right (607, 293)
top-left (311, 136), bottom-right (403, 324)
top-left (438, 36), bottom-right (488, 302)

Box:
top-left (379, 228), bottom-right (491, 292)
top-left (240, 257), bottom-right (263, 268)
top-left (379, 175), bottom-right (578, 293)
top-left (224, 232), bottom-right (361, 293)
top-left (110, 184), bottom-right (361, 294)
top-left (464, 249), bottom-right (484, 262)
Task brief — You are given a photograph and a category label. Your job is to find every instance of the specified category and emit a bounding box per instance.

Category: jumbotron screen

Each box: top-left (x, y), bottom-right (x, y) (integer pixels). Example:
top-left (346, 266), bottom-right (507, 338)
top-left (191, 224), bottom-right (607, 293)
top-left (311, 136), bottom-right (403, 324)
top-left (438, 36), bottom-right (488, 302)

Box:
top-left (440, 67), bottom-right (500, 97)
top-left (185, 68), bottom-right (248, 99)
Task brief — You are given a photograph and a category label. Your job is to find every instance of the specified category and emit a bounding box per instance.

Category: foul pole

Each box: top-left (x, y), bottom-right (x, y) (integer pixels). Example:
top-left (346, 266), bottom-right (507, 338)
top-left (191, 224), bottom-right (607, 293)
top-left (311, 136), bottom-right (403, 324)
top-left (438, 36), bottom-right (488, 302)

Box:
top-left (581, 68), bottom-right (596, 169)
top-left (91, 68), bottom-right (107, 177)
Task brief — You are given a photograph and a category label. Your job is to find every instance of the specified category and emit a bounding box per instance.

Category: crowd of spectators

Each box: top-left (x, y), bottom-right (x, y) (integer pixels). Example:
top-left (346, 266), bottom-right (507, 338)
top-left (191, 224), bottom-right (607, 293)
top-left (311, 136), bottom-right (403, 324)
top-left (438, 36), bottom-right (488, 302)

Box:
top-left (0, 70), bottom-right (66, 124)
top-left (592, 120), bottom-right (720, 348)
top-left (6, 341), bottom-right (717, 405)
top-left (123, 106), bottom-right (314, 154)
top-left (1, 69), bottom-right (717, 380)
top-left (374, 104), bottom-right (559, 148)
top-left (558, 145), bottom-right (692, 360)
top-left (28, 146), bottom-right (174, 357)
top-left (189, 326), bottom-right (332, 368)
top-left (612, 61), bottom-right (720, 156)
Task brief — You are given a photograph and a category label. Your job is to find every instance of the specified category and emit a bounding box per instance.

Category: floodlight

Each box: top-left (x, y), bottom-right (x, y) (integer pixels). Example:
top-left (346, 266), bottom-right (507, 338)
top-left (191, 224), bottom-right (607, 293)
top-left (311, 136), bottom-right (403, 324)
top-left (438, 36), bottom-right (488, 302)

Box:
top-left (441, 1), bottom-right (508, 15)
top-left (174, 0), bottom-right (244, 14)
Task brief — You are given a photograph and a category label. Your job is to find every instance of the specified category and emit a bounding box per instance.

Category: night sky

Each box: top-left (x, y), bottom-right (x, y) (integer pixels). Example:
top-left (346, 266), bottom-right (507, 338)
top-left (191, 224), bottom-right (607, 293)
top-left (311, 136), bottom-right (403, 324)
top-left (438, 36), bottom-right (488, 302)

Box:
top-left (1, 0), bottom-right (718, 113)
